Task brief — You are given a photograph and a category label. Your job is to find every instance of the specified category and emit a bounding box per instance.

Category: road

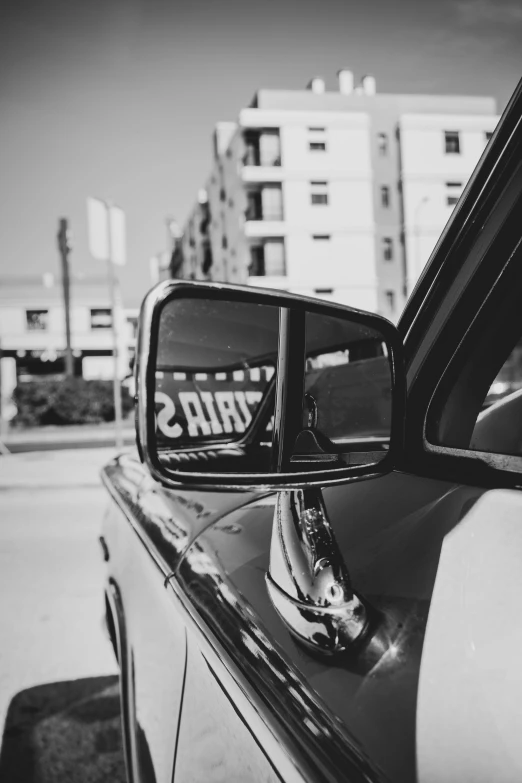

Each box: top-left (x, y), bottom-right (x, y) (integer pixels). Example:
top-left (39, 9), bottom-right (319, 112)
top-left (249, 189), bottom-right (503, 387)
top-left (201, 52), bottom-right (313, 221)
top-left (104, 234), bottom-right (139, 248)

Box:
top-left (0, 448), bottom-right (127, 782)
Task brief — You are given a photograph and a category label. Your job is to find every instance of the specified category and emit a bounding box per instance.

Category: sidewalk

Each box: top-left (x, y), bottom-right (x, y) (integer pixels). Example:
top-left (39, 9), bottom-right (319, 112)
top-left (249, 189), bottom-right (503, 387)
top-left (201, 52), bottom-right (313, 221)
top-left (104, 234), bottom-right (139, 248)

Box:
top-left (0, 446), bottom-right (130, 489)
top-left (1, 422), bottom-right (135, 454)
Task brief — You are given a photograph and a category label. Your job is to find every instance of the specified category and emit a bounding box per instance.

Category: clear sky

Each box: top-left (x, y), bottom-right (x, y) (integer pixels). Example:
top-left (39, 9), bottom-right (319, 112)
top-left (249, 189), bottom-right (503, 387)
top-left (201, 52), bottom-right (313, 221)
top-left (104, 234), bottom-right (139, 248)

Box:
top-left (1, 0), bottom-right (521, 306)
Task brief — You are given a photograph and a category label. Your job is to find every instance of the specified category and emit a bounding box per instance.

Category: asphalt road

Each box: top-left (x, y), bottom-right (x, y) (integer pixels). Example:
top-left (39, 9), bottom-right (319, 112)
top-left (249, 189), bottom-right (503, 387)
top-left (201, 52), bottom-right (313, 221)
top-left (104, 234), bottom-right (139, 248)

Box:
top-left (0, 449), bottom-right (127, 782)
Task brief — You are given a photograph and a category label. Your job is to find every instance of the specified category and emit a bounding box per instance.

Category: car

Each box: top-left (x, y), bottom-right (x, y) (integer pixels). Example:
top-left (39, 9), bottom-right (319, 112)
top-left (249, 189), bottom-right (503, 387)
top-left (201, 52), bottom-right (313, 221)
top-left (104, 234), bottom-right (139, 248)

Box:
top-left (101, 77), bottom-right (522, 783)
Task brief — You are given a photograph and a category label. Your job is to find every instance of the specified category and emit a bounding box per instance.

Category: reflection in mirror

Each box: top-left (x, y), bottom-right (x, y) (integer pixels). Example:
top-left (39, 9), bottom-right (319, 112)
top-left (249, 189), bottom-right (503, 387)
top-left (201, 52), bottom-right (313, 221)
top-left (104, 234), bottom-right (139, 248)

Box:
top-left (154, 297), bottom-right (279, 473)
top-left (290, 312), bottom-right (392, 468)
top-left (152, 293), bottom-right (393, 476)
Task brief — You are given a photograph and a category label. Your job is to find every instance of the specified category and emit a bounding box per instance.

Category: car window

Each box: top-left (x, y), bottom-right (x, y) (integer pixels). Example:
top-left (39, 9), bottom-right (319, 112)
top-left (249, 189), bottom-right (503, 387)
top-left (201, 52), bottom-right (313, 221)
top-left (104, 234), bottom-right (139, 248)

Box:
top-left (470, 338), bottom-right (522, 456)
top-left (483, 337), bottom-right (522, 407)
top-left (425, 191), bottom-right (522, 468)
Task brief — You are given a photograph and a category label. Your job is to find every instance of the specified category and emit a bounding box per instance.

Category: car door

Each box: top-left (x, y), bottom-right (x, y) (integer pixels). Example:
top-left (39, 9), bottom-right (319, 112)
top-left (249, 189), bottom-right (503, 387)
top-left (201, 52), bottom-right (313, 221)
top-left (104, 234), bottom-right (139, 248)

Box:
top-left (101, 455), bottom-right (261, 783)
top-left (170, 80), bottom-right (522, 782)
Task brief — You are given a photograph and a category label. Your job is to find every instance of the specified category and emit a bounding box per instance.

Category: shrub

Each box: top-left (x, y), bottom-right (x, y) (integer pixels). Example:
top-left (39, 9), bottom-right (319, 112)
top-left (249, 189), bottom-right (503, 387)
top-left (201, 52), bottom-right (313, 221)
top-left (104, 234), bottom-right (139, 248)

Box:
top-left (12, 377), bottom-right (134, 427)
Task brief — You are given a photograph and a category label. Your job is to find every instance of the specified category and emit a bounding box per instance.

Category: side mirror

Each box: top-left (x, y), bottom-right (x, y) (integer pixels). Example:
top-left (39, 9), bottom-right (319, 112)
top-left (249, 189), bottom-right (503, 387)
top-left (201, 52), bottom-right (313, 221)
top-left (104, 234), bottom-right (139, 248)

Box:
top-left (136, 281), bottom-right (404, 490)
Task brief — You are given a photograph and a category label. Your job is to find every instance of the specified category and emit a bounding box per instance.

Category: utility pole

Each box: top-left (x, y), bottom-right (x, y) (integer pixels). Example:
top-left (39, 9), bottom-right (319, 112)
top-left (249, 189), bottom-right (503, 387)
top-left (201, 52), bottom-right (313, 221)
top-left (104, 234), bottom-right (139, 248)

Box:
top-left (57, 218), bottom-right (74, 376)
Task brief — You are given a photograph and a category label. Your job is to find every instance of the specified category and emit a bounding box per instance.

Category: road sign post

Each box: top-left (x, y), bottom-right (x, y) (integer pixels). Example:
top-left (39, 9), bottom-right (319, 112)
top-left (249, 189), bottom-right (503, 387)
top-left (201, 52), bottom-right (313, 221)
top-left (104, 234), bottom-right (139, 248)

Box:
top-left (87, 197), bottom-right (126, 449)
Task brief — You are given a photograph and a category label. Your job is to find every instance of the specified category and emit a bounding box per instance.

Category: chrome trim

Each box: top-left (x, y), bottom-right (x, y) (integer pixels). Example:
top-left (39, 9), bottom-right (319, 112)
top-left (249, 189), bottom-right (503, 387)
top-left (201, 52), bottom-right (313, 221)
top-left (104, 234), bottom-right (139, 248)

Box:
top-left (267, 489), bottom-right (369, 654)
top-left (105, 579), bottom-right (138, 783)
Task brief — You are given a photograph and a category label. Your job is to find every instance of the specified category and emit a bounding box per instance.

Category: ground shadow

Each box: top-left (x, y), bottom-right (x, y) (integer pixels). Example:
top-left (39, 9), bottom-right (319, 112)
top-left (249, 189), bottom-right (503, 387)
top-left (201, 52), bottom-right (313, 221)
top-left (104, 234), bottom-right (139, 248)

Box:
top-left (0, 675), bottom-right (126, 783)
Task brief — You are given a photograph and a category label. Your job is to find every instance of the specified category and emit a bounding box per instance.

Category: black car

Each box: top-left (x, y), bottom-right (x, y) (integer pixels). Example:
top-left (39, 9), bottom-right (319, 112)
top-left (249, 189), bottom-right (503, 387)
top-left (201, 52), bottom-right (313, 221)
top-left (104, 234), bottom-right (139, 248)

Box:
top-left (101, 79), bottom-right (522, 783)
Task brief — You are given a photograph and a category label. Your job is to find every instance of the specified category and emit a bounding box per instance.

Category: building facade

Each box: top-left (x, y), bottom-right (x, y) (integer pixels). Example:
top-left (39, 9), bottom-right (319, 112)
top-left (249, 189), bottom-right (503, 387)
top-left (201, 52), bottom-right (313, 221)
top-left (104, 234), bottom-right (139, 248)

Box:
top-left (0, 275), bottom-right (136, 389)
top-left (180, 71), bottom-right (499, 321)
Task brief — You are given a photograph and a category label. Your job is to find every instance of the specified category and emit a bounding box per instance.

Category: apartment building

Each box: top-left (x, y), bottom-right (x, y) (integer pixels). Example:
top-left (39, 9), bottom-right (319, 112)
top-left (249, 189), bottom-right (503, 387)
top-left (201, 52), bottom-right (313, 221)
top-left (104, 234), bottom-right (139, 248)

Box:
top-left (179, 71), bottom-right (499, 321)
top-left (0, 275), bottom-right (135, 388)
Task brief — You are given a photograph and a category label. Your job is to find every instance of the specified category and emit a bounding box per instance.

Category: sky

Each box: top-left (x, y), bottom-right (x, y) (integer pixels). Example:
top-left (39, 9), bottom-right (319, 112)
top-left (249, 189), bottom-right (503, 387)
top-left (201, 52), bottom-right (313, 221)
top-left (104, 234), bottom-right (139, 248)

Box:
top-left (0, 0), bottom-right (521, 306)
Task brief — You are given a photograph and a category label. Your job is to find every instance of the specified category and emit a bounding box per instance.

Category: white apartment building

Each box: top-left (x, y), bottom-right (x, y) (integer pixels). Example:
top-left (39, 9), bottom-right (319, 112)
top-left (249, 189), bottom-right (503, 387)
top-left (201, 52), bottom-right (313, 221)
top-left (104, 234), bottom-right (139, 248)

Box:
top-left (180, 71), bottom-right (499, 322)
top-left (399, 114), bottom-right (497, 291)
top-left (0, 276), bottom-right (135, 391)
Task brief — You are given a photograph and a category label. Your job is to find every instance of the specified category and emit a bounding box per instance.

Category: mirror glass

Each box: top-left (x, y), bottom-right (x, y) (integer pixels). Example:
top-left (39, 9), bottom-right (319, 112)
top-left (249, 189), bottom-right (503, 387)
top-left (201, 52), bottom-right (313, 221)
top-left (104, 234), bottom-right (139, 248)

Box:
top-left (297, 311), bottom-right (391, 467)
top-left (155, 297), bottom-right (278, 472)
top-left (152, 293), bottom-right (392, 475)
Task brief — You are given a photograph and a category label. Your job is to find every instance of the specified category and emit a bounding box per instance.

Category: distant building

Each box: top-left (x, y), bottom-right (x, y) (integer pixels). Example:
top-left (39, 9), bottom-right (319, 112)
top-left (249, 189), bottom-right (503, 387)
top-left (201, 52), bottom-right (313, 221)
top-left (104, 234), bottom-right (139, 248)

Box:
top-left (179, 71), bottom-right (499, 321)
top-left (0, 275), bottom-right (136, 385)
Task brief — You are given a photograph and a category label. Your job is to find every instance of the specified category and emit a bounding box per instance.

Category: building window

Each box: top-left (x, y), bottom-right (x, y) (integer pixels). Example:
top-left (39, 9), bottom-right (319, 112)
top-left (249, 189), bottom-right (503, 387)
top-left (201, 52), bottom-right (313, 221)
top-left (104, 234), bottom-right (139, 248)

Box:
top-left (244, 130), bottom-right (281, 166)
top-left (222, 235), bottom-right (228, 249)
top-left (377, 133), bottom-right (388, 156)
top-left (444, 131), bottom-right (460, 154)
top-left (249, 245), bottom-right (264, 275)
top-left (262, 185), bottom-right (284, 220)
top-left (310, 181), bottom-right (328, 205)
top-left (380, 186), bottom-right (390, 208)
top-left (260, 131), bottom-right (281, 166)
top-left (249, 239), bottom-right (286, 277)
top-left (446, 181), bottom-right (463, 206)
top-left (219, 187), bottom-right (226, 202)
top-left (245, 190), bottom-right (262, 220)
top-left (26, 310), bottom-right (48, 331)
top-left (312, 234), bottom-right (331, 241)
top-left (202, 244), bottom-right (213, 274)
top-left (315, 288), bottom-right (333, 295)
top-left (246, 185), bottom-right (283, 221)
top-left (385, 290), bottom-right (395, 312)
top-left (264, 239), bottom-right (286, 275)
top-left (382, 237), bottom-right (393, 261)
top-left (309, 141), bottom-right (327, 152)
top-left (90, 308), bottom-right (112, 329)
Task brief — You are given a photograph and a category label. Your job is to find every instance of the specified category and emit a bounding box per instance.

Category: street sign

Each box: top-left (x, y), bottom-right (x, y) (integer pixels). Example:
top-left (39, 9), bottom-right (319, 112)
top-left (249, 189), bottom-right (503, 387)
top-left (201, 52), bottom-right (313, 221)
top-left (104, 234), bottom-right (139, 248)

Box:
top-left (87, 197), bottom-right (126, 265)
top-left (110, 206), bottom-right (126, 266)
top-left (87, 197), bottom-right (109, 261)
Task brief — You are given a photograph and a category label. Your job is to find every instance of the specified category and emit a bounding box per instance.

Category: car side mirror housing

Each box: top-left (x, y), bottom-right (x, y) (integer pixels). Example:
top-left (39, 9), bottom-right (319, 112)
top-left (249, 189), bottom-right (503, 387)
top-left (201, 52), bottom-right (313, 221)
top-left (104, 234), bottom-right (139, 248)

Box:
top-left (135, 281), bottom-right (405, 491)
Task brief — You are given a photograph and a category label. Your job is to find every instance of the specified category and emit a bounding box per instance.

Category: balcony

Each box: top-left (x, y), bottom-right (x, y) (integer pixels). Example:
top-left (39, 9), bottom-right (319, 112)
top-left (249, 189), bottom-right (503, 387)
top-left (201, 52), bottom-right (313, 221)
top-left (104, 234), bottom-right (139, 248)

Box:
top-left (245, 186), bottom-right (283, 222)
top-left (243, 130), bottom-right (281, 167)
top-left (244, 187), bottom-right (284, 238)
top-left (248, 239), bottom-right (286, 278)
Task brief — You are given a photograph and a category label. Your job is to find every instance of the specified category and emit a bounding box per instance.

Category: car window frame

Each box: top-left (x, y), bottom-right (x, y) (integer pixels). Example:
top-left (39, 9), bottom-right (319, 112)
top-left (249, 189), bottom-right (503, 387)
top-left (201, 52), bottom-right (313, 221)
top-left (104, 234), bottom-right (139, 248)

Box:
top-left (395, 79), bottom-right (522, 488)
top-left (405, 153), bottom-right (522, 486)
